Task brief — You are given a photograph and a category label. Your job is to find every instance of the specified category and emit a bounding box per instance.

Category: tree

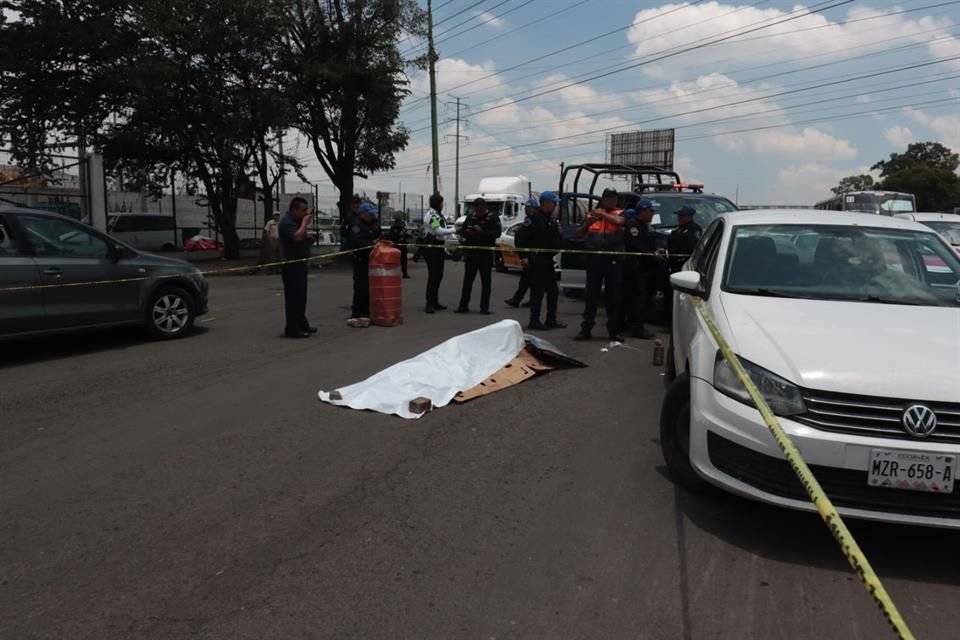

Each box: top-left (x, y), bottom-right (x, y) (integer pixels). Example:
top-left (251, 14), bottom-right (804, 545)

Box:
top-left (882, 166), bottom-right (960, 213)
top-left (831, 174), bottom-right (875, 196)
top-left (100, 0), bottom-right (293, 259)
top-left (872, 141), bottom-right (959, 178)
top-left (285, 0), bottom-right (425, 221)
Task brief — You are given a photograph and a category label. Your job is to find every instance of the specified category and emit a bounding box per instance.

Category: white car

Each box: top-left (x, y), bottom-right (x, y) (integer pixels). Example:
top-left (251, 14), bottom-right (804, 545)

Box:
top-left (895, 212), bottom-right (960, 253)
top-left (662, 210), bottom-right (960, 529)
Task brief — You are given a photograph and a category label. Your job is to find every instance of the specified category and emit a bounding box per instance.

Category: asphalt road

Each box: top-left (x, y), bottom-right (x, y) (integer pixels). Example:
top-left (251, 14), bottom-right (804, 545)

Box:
top-left (2, 259), bottom-right (959, 639)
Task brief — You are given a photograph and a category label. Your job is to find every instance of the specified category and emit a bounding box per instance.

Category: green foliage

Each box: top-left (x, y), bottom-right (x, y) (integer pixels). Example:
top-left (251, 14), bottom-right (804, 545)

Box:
top-left (831, 174), bottom-right (875, 196)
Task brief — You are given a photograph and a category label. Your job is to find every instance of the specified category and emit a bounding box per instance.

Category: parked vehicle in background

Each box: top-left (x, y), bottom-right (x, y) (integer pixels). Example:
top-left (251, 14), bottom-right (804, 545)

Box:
top-left (895, 212), bottom-right (960, 253)
top-left (0, 207), bottom-right (208, 341)
top-left (448, 176), bottom-right (534, 260)
top-left (108, 212), bottom-right (181, 252)
top-left (494, 221), bottom-right (526, 273)
top-left (813, 190), bottom-right (916, 215)
top-left (662, 209), bottom-right (960, 529)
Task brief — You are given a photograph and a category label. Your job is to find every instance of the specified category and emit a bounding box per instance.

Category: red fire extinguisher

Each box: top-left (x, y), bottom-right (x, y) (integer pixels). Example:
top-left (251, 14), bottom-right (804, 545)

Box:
top-left (369, 240), bottom-right (403, 327)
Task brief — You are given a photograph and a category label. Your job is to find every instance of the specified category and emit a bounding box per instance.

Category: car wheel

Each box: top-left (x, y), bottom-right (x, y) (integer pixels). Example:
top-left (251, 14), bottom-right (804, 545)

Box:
top-left (146, 286), bottom-right (196, 340)
top-left (495, 252), bottom-right (507, 273)
top-left (664, 338), bottom-right (677, 388)
top-left (660, 372), bottom-right (708, 492)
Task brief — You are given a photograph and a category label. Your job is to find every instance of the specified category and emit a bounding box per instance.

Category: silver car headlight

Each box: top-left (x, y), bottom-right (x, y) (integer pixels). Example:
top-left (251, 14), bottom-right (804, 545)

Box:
top-left (713, 355), bottom-right (806, 417)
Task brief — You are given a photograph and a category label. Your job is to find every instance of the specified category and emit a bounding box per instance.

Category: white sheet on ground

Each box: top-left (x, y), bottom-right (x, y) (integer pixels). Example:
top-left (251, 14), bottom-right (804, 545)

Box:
top-left (318, 319), bottom-right (526, 419)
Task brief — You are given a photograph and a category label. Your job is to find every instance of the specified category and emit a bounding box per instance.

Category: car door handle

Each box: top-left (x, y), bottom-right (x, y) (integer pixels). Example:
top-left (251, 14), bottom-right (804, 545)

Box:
top-left (42, 268), bottom-right (63, 277)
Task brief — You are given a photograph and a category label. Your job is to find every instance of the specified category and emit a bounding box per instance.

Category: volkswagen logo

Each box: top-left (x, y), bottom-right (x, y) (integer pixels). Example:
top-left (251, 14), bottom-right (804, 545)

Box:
top-left (902, 404), bottom-right (938, 438)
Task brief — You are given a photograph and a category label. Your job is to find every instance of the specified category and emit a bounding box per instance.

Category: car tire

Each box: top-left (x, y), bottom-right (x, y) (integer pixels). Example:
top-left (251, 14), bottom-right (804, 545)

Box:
top-left (495, 251), bottom-right (507, 273)
top-left (660, 372), bottom-right (709, 492)
top-left (145, 286), bottom-right (196, 340)
top-left (664, 338), bottom-right (677, 388)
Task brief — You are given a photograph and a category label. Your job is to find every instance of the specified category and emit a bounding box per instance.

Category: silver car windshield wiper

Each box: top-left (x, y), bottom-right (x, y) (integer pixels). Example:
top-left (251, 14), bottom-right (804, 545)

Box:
top-left (857, 295), bottom-right (944, 307)
top-left (730, 287), bottom-right (807, 298)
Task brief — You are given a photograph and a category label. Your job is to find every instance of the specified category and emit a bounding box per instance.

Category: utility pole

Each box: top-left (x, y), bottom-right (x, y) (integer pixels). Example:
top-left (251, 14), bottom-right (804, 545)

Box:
top-left (444, 97), bottom-right (468, 217)
top-left (278, 131), bottom-right (287, 195)
top-left (427, 0), bottom-right (440, 196)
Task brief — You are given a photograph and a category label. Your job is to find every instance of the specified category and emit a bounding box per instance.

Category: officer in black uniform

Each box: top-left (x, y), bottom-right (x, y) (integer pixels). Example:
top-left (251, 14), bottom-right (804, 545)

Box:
top-left (521, 191), bottom-right (566, 331)
top-left (622, 198), bottom-right (659, 339)
top-left (349, 202), bottom-right (381, 323)
top-left (505, 198), bottom-right (539, 308)
top-left (387, 213), bottom-right (410, 278)
top-left (277, 196), bottom-right (316, 338)
top-left (664, 205), bottom-right (703, 324)
top-left (456, 197), bottom-right (502, 314)
top-left (667, 205), bottom-right (703, 273)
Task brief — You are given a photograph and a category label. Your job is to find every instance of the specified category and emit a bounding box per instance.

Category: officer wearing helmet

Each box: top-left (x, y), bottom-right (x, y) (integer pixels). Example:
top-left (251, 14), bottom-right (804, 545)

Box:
top-left (517, 192), bottom-right (566, 330)
top-left (505, 197), bottom-right (539, 308)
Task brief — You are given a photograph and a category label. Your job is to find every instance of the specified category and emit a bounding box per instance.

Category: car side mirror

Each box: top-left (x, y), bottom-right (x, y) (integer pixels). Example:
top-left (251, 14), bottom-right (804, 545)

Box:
top-left (670, 270), bottom-right (705, 297)
top-left (109, 242), bottom-right (125, 263)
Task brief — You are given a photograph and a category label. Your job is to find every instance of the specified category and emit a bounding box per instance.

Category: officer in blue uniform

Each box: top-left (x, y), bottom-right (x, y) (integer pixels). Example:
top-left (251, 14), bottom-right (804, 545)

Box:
top-left (349, 202), bottom-right (381, 323)
top-left (505, 198), bottom-right (538, 308)
top-left (456, 197), bottom-right (502, 314)
top-left (519, 191), bottom-right (566, 331)
top-left (622, 199), bottom-right (659, 339)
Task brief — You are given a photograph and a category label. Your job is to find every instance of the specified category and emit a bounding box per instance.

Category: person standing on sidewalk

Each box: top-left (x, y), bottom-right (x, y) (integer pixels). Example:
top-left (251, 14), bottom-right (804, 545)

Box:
top-left (520, 192), bottom-right (566, 331)
top-left (421, 193), bottom-right (456, 314)
top-left (348, 202), bottom-right (381, 328)
top-left (278, 197), bottom-right (316, 338)
top-left (575, 188), bottom-right (625, 342)
top-left (505, 198), bottom-right (539, 308)
top-left (456, 197), bottom-right (502, 315)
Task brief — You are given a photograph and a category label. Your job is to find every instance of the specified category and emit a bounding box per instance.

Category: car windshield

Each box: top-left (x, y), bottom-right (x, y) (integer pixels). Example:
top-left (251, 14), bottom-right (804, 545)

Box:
top-left (723, 224), bottom-right (960, 307)
top-left (922, 220), bottom-right (960, 245)
top-left (649, 196), bottom-right (737, 229)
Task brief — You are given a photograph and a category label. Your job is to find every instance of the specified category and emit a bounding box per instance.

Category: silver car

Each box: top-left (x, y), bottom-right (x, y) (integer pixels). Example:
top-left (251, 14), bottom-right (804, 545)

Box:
top-left (0, 207), bottom-right (208, 341)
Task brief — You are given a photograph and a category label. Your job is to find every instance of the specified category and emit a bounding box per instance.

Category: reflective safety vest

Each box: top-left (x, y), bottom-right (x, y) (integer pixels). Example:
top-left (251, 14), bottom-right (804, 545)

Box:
top-left (585, 208), bottom-right (625, 252)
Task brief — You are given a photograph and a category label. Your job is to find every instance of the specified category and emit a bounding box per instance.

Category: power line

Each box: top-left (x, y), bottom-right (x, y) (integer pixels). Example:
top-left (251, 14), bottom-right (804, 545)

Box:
top-left (402, 0), bottom-right (514, 57)
top-left (466, 0), bottom-right (858, 119)
top-left (445, 0), bottom-right (587, 59)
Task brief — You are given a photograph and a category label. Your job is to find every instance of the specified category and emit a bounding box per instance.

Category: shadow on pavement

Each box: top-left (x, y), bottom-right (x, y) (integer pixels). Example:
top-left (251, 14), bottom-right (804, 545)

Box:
top-left (663, 466), bottom-right (960, 587)
top-left (0, 326), bottom-right (210, 369)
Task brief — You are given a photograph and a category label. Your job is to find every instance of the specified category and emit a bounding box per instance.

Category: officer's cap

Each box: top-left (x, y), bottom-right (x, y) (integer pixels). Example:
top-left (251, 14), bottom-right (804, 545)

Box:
top-left (357, 203), bottom-right (377, 215)
top-left (624, 208), bottom-right (637, 218)
top-left (525, 198), bottom-right (539, 208)
top-left (677, 205), bottom-right (696, 216)
top-left (539, 191), bottom-right (560, 204)
top-left (601, 188), bottom-right (618, 198)
top-left (636, 198), bottom-right (654, 210)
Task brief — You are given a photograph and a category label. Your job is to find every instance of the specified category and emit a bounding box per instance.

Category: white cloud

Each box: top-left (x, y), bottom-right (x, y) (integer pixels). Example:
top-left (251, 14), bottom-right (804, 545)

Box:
top-left (884, 125), bottom-right (914, 148)
top-left (742, 128), bottom-right (857, 159)
top-left (628, 3), bottom-right (960, 74)
top-left (473, 10), bottom-right (505, 29)
top-left (674, 156), bottom-right (700, 182)
top-left (904, 108), bottom-right (960, 151)
top-left (411, 57), bottom-right (505, 97)
top-left (772, 163), bottom-right (876, 205)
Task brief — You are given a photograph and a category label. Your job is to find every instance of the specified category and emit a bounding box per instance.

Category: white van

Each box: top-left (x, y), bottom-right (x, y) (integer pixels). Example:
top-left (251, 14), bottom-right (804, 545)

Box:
top-left (108, 213), bottom-right (180, 252)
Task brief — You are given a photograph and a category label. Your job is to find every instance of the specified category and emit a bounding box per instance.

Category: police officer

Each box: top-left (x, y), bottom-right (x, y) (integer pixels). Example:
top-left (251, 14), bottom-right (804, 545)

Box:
top-left (504, 198), bottom-right (538, 308)
top-left (278, 196), bottom-right (316, 338)
top-left (387, 213), bottom-right (411, 278)
top-left (422, 193), bottom-right (456, 314)
top-left (575, 187), bottom-right (625, 342)
top-left (622, 199), bottom-right (659, 339)
top-left (668, 205), bottom-right (702, 273)
top-left (348, 202), bottom-right (381, 326)
top-left (456, 197), bottom-right (502, 314)
top-left (341, 194), bottom-right (361, 250)
top-left (522, 191), bottom-right (566, 331)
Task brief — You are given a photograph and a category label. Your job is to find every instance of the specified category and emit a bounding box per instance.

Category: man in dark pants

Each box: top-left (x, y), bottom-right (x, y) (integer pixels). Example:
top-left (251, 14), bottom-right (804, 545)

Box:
top-left (348, 202), bottom-right (381, 327)
top-left (421, 193), bottom-right (456, 313)
top-left (575, 188), bottom-right (625, 342)
top-left (278, 196), bottom-right (316, 338)
top-left (522, 191), bottom-right (566, 330)
top-left (387, 214), bottom-right (410, 278)
top-left (505, 198), bottom-right (539, 308)
top-left (340, 195), bottom-right (361, 250)
top-left (622, 199), bottom-right (659, 339)
top-left (665, 205), bottom-right (703, 324)
top-left (456, 197), bottom-right (502, 315)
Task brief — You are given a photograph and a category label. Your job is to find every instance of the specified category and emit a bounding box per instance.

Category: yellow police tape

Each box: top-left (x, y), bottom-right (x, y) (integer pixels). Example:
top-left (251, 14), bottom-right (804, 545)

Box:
top-left (691, 296), bottom-right (914, 640)
top-left (0, 241), bottom-right (688, 294)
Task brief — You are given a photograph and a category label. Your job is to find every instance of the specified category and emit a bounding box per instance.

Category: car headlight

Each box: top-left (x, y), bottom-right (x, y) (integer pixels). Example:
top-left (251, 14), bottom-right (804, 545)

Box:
top-left (713, 355), bottom-right (806, 417)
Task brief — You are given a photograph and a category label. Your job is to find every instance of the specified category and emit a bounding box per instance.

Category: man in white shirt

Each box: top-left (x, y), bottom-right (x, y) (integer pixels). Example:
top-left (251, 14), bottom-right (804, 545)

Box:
top-left (421, 193), bottom-right (456, 314)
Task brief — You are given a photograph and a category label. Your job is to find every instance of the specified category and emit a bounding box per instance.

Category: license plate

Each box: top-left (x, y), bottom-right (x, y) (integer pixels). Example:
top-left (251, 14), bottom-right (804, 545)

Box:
top-left (868, 449), bottom-right (956, 493)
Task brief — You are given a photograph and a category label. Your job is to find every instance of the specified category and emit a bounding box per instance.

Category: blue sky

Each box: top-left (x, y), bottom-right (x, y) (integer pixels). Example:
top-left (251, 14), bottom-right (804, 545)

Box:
top-left (301, 1), bottom-right (960, 206)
